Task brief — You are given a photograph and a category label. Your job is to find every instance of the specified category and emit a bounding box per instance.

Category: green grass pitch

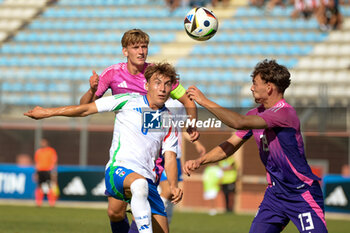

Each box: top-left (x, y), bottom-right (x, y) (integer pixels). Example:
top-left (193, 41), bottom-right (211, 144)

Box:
top-left (0, 204), bottom-right (349, 233)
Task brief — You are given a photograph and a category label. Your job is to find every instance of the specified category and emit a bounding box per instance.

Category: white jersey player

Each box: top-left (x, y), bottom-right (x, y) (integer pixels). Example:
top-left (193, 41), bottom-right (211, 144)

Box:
top-left (97, 93), bottom-right (178, 183)
top-left (24, 62), bottom-right (183, 233)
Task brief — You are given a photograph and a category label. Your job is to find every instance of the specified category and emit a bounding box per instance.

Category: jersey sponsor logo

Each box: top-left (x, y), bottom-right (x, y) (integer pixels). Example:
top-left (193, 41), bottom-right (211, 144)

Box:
top-left (62, 176), bottom-right (87, 196)
top-left (133, 107), bottom-right (142, 113)
top-left (325, 185), bottom-right (348, 206)
top-left (117, 81), bottom-right (128, 88)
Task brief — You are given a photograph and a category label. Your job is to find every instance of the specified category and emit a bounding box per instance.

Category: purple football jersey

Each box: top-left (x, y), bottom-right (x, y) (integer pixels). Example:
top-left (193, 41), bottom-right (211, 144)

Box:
top-left (236, 99), bottom-right (320, 194)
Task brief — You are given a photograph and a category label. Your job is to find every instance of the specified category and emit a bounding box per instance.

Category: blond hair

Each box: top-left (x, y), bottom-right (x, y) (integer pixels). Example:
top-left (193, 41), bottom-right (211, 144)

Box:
top-left (121, 29), bottom-right (150, 48)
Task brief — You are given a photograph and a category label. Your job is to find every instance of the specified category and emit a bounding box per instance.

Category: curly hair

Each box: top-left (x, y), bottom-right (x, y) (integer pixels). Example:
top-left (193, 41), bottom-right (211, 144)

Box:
top-left (251, 59), bottom-right (291, 93)
top-left (144, 62), bottom-right (179, 84)
top-left (121, 29), bottom-right (149, 48)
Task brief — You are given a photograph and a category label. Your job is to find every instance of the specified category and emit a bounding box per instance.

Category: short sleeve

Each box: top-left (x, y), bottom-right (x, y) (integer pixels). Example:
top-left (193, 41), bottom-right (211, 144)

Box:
top-left (235, 129), bottom-right (253, 140)
top-left (162, 125), bottom-right (178, 155)
top-left (235, 108), bottom-right (255, 139)
top-left (95, 94), bottom-right (130, 113)
top-left (259, 107), bottom-right (294, 128)
top-left (95, 66), bottom-right (116, 97)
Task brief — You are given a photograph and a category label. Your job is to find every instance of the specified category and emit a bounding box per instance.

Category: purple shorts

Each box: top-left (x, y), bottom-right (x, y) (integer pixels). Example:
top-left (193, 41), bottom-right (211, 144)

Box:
top-left (249, 182), bottom-right (328, 233)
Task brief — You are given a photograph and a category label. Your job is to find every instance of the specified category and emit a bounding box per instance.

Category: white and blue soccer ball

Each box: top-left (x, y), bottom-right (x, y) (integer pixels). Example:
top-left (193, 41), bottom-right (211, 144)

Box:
top-left (184, 7), bottom-right (218, 41)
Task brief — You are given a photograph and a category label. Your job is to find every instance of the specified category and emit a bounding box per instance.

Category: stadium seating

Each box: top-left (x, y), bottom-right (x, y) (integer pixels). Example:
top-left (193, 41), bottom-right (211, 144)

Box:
top-left (0, 0), bottom-right (50, 43)
top-left (177, 4), bottom-right (350, 107)
top-left (0, 0), bottom-right (349, 108)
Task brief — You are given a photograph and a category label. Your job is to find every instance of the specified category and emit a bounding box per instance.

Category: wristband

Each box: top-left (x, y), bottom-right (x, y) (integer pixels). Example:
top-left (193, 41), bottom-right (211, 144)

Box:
top-left (218, 141), bottom-right (235, 157)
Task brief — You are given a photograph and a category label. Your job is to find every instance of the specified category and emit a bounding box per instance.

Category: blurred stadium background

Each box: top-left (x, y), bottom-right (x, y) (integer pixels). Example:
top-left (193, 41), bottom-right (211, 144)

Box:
top-left (0, 0), bottom-right (350, 220)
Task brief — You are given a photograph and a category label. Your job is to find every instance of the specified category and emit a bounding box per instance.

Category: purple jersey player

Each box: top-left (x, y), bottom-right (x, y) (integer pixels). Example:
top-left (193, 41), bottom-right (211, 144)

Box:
top-left (184, 59), bottom-right (328, 233)
top-left (79, 29), bottom-right (199, 233)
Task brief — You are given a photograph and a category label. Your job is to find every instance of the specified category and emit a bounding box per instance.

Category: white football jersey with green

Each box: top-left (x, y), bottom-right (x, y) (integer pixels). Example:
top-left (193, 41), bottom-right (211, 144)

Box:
top-left (95, 93), bottom-right (178, 182)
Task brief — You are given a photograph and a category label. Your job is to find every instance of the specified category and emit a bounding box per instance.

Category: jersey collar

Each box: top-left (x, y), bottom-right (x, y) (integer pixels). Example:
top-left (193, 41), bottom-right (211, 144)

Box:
top-left (143, 95), bottom-right (167, 112)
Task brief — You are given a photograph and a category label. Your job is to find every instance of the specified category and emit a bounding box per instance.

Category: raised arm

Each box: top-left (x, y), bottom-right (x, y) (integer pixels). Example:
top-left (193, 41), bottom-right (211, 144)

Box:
top-left (186, 85), bottom-right (267, 130)
top-left (79, 70), bottom-right (100, 104)
top-left (177, 92), bottom-right (199, 142)
top-left (183, 133), bottom-right (206, 156)
top-left (163, 151), bottom-right (183, 204)
top-left (24, 102), bottom-right (98, 120)
top-left (183, 133), bottom-right (246, 176)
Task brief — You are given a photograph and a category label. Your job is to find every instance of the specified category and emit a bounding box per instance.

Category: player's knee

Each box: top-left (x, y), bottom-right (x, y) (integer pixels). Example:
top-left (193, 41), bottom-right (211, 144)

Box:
top-left (130, 178), bottom-right (148, 199)
top-left (160, 181), bottom-right (172, 199)
top-left (107, 208), bottom-right (125, 222)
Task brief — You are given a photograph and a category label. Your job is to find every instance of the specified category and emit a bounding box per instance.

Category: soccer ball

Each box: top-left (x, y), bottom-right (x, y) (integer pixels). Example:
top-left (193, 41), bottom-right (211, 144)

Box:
top-left (184, 7), bottom-right (218, 41)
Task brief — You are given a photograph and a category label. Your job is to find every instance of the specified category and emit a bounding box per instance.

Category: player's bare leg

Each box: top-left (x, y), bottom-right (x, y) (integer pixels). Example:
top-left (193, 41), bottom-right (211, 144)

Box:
top-left (107, 197), bottom-right (129, 233)
top-left (152, 214), bottom-right (169, 233)
top-left (159, 180), bottom-right (174, 224)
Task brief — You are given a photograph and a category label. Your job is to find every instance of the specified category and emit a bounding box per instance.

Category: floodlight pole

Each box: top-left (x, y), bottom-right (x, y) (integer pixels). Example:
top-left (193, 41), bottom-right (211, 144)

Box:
top-left (34, 120), bottom-right (43, 152)
top-left (79, 117), bottom-right (89, 166)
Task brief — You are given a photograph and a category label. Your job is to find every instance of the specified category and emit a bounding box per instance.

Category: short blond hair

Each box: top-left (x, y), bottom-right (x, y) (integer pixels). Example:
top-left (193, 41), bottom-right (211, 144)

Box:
top-left (121, 29), bottom-right (150, 48)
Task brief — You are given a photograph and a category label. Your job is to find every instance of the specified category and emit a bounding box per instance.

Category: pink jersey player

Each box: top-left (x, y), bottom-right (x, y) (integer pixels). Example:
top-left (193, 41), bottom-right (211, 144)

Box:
top-left (95, 62), bottom-right (182, 99)
top-left (184, 59), bottom-right (328, 233)
top-left (236, 99), bottom-right (320, 195)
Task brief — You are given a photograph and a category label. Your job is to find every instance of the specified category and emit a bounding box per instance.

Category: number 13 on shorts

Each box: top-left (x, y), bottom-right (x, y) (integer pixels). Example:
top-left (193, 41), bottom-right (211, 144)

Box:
top-left (298, 212), bottom-right (314, 231)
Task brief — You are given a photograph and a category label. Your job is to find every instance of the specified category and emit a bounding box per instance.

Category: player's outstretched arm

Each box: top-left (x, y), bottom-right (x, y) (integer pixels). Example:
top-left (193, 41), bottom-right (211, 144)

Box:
top-left (163, 151), bottom-right (183, 204)
top-left (186, 85), bottom-right (267, 130)
top-left (183, 146), bottom-right (225, 177)
top-left (24, 102), bottom-right (98, 120)
top-left (193, 140), bottom-right (206, 156)
top-left (183, 133), bottom-right (206, 157)
top-left (183, 134), bottom-right (245, 176)
top-left (177, 90), bottom-right (200, 142)
top-left (80, 70), bottom-right (99, 104)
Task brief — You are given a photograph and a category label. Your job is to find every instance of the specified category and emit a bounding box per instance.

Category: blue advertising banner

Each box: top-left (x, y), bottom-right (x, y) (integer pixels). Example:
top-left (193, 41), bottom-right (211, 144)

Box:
top-left (0, 165), bottom-right (36, 199)
top-left (0, 164), bottom-right (106, 202)
top-left (323, 175), bottom-right (350, 214)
